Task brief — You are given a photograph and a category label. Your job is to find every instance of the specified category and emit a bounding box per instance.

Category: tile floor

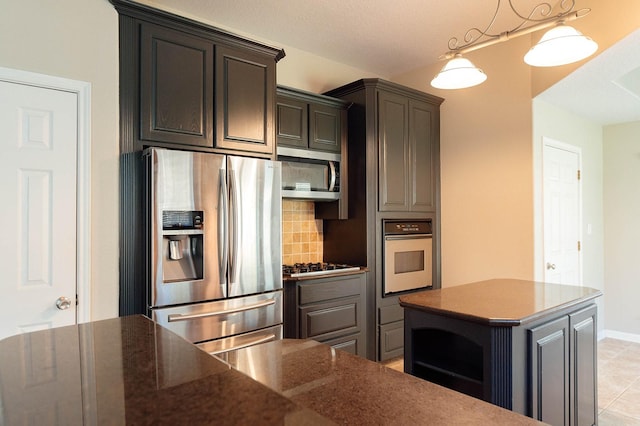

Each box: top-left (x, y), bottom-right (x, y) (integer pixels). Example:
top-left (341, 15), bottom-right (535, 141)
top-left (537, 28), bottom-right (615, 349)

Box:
top-left (598, 338), bottom-right (640, 425)
top-left (382, 338), bottom-right (640, 425)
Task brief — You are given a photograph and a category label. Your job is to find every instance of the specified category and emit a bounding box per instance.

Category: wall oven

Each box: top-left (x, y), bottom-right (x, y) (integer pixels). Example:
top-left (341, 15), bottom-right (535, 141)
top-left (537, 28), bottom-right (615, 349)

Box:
top-left (383, 220), bottom-right (433, 296)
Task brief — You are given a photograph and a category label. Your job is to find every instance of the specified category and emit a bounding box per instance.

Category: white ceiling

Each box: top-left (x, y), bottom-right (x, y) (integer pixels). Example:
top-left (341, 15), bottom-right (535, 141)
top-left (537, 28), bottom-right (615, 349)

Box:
top-left (144, 0), bottom-right (640, 125)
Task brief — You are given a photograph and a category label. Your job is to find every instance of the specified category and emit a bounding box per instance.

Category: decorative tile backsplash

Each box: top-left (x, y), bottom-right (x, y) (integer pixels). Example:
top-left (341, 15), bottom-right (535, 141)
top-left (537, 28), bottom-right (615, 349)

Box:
top-left (282, 200), bottom-right (323, 265)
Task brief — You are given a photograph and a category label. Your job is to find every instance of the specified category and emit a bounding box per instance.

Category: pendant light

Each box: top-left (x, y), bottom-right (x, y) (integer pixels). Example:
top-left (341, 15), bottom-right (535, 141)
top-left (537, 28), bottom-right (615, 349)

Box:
top-left (431, 55), bottom-right (487, 90)
top-left (431, 0), bottom-right (597, 90)
top-left (524, 24), bottom-right (598, 67)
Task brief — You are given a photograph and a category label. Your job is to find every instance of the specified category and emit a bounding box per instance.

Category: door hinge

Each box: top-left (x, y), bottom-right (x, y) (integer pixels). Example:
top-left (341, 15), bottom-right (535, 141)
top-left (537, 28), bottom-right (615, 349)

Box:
top-left (577, 169), bottom-right (581, 180)
top-left (577, 241), bottom-right (581, 251)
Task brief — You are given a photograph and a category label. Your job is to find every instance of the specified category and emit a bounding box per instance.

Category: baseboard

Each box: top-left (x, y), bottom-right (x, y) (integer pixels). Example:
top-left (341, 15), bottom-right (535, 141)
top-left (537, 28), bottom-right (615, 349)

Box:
top-left (600, 329), bottom-right (640, 343)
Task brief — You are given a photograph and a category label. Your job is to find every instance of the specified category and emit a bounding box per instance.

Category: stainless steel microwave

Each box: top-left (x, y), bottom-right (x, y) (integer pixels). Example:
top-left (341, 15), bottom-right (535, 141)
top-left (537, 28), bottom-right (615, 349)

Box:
top-left (277, 146), bottom-right (340, 201)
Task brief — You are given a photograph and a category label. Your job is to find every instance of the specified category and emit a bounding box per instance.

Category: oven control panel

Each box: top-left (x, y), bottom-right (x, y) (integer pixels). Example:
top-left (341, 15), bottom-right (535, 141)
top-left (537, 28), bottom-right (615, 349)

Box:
top-left (384, 220), bottom-right (432, 235)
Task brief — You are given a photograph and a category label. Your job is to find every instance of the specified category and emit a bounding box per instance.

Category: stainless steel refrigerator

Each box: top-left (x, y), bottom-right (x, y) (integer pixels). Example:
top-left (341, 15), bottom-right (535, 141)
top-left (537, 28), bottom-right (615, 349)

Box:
top-left (144, 147), bottom-right (282, 355)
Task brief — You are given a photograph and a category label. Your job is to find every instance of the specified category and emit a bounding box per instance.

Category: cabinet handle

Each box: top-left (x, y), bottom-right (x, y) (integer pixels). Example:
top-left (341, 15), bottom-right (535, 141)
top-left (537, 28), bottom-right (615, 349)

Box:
top-left (546, 263), bottom-right (556, 270)
top-left (205, 334), bottom-right (277, 355)
top-left (385, 234), bottom-right (432, 241)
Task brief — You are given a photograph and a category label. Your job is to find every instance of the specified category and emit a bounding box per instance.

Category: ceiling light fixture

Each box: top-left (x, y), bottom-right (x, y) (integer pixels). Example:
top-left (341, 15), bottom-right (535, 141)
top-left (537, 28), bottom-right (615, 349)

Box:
top-left (431, 0), bottom-right (598, 90)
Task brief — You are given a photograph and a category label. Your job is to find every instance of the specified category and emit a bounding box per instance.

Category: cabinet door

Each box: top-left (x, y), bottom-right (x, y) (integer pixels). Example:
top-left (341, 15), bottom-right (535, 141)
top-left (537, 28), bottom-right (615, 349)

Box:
top-left (215, 45), bottom-right (275, 154)
top-left (409, 99), bottom-right (435, 212)
top-left (528, 316), bottom-right (570, 426)
top-left (140, 23), bottom-right (213, 147)
top-left (378, 91), bottom-right (409, 212)
top-left (379, 320), bottom-right (404, 361)
top-left (569, 305), bottom-right (597, 426)
top-left (309, 103), bottom-right (341, 153)
top-left (276, 95), bottom-right (308, 149)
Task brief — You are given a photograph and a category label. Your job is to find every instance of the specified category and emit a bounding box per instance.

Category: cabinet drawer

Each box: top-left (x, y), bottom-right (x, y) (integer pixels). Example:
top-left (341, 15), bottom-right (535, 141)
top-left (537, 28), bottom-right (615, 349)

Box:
top-left (379, 303), bottom-right (404, 325)
top-left (298, 274), bottom-right (364, 305)
top-left (318, 332), bottom-right (364, 356)
top-left (300, 298), bottom-right (360, 339)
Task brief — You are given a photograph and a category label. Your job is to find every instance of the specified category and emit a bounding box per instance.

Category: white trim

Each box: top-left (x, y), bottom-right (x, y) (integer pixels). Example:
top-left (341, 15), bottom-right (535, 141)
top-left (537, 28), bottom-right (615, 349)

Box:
top-left (0, 66), bottom-right (92, 324)
top-left (541, 137), bottom-right (583, 286)
top-left (601, 329), bottom-right (640, 344)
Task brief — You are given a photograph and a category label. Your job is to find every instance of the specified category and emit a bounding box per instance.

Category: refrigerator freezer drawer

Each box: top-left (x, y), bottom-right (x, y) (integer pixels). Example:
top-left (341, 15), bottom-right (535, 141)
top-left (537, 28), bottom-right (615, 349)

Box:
top-left (151, 291), bottom-right (282, 343)
top-left (197, 325), bottom-right (282, 357)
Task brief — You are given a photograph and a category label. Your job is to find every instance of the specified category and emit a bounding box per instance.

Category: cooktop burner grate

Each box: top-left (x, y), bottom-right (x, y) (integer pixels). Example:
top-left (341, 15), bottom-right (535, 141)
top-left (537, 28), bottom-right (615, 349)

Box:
top-left (282, 262), bottom-right (361, 277)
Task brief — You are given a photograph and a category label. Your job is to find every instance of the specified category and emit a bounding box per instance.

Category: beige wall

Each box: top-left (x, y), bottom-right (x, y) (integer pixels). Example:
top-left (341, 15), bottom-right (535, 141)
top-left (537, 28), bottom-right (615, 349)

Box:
top-left (393, 37), bottom-right (535, 286)
top-left (603, 122), bottom-right (640, 336)
top-left (532, 99), bottom-right (605, 333)
top-left (1, 0), bottom-right (120, 320)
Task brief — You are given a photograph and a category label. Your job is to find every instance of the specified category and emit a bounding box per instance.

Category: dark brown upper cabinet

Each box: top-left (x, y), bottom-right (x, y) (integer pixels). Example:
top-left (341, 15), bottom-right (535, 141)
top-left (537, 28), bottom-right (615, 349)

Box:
top-left (119, 0), bottom-right (283, 157)
top-left (215, 45), bottom-right (275, 154)
top-left (140, 23), bottom-right (213, 147)
top-left (276, 86), bottom-right (347, 154)
top-left (378, 90), bottom-right (438, 213)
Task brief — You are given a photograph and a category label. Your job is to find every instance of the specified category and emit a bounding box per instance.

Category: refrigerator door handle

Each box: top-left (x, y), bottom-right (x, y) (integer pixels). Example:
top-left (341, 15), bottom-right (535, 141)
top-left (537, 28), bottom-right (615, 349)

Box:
top-left (218, 168), bottom-right (229, 293)
top-left (228, 170), bottom-right (239, 291)
top-left (205, 334), bottom-right (277, 355)
top-left (167, 298), bottom-right (276, 322)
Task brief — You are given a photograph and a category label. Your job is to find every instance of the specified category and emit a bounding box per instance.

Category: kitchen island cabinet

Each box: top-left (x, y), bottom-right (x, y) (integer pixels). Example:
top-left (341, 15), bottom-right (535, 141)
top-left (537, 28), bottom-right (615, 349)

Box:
top-left (400, 279), bottom-right (601, 425)
top-left (0, 315), bottom-right (543, 425)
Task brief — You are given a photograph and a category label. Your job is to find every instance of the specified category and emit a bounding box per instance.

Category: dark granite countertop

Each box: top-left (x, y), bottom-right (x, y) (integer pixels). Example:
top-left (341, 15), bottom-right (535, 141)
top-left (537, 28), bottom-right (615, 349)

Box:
top-left (0, 314), bottom-right (543, 425)
top-left (399, 278), bottom-right (602, 326)
top-left (226, 339), bottom-right (542, 425)
top-left (0, 316), bottom-right (329, 425)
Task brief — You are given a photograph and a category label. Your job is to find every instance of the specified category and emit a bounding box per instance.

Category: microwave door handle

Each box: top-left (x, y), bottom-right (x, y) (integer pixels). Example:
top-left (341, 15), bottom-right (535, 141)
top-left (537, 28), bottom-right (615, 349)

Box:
top-left (219, 168), bottom-right (229, 295)
top-left (328, 161), bottom-right (337, 192)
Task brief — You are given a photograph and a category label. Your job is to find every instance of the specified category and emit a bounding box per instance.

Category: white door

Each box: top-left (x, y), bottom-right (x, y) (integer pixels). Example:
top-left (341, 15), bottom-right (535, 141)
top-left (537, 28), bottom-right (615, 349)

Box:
top-left (0, 80), bottom-right (78, 340)
top-left (543, 139), bottom-right (582, 285)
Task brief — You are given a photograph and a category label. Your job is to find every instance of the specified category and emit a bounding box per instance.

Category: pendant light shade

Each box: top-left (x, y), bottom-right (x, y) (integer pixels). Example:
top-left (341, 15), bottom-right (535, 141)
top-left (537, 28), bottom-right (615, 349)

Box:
top-left (431, 55), bottom-right (487, 90)
top-left (524, 24), bottom-right (598, 67)
top-left (432, 3), bottom-right (597, 89)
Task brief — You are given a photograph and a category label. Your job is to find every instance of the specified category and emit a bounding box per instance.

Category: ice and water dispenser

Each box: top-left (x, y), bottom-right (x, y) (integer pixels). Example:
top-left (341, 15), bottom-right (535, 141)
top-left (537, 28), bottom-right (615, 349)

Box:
top-left (161, 210), bottom-right (204, 283)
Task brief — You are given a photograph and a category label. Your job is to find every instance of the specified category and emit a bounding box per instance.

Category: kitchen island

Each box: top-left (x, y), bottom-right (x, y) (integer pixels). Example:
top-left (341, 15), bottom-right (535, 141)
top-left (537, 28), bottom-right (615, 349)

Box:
top-left (400, 279), bottom-right (602, 425)
top-left (0, 315), bottom-right (542, 425)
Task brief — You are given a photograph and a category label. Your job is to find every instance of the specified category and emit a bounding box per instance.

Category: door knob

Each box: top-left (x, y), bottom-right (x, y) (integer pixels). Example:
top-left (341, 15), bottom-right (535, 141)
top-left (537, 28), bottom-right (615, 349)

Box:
top-left (546, 262), bottom-right (556, 270)
top-left (55, 296), bottom-right (72, 310)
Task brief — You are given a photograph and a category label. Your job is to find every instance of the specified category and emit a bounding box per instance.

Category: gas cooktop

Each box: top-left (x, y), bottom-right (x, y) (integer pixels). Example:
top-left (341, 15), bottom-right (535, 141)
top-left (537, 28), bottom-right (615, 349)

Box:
top-left (282, 262), bottom-right (361, 278)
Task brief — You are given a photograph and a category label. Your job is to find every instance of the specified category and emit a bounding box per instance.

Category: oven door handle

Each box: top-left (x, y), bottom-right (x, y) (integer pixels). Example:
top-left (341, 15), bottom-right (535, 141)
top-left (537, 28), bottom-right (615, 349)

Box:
top-left (384, 234), bottom-right (432, 241)
top-left (204, 334), bottom-right (277, 355)
top-left (167, 298), bottom-right (276, 322)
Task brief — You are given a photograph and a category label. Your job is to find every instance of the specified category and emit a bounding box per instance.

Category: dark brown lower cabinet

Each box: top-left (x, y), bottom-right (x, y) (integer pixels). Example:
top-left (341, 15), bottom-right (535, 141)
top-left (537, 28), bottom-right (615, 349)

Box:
top-left (529, 315), bottom-right (570, 425)
top-left (404, 303), bottom-right (597, 425)
top-left (378, 302), bottom-right (405, 361)
top-left (284, 273), bottom-right (366, 356)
